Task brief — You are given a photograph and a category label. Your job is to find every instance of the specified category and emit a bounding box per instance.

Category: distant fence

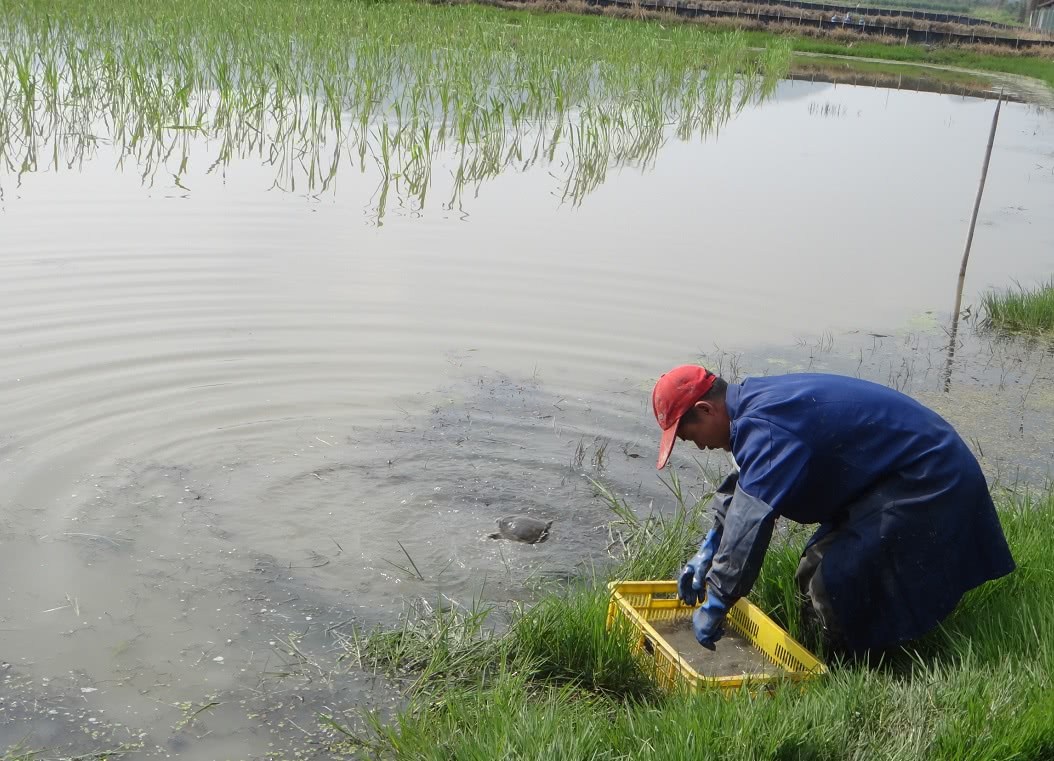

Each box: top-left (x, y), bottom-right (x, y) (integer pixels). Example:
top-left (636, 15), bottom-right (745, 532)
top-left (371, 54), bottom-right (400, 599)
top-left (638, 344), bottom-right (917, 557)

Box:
top-left (730, 0), bottom-right (1012, 27)
top-left (1032, 4), bottom-right (1054, 32)
top-left (584, 0), bottom-right (1053, 49)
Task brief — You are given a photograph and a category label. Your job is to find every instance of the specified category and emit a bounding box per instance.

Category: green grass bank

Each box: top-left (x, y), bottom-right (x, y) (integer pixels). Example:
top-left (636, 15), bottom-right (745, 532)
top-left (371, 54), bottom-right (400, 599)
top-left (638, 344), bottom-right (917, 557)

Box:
top-left (472, 0), bottom-right (1054, 90)
top-left (983, 280), bottom-right (1054, 335)
top-left (763, 33), bottom-right (1054, 89)
top-left (344, 480), bottom-right (1054, 760)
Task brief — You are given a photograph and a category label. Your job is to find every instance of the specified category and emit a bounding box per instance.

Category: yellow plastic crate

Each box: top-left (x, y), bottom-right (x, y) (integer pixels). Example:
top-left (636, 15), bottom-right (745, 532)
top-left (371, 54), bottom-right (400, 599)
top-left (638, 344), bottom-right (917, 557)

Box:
top-left (606, 580), bottom-right (826, 693)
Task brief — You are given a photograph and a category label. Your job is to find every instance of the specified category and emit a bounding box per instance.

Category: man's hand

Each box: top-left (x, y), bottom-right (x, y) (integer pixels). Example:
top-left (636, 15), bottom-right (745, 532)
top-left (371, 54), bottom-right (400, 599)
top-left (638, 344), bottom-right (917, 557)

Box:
top-left (692, 590), bottom-right (729, 651)
top-left (677, 528), bottom-right (720, 607)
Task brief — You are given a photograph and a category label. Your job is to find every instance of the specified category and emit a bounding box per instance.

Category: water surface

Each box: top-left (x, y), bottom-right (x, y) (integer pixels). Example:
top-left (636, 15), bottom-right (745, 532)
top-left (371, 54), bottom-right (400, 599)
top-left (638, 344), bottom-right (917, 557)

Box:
top-left (2, 76), bottom-right (1053, 756)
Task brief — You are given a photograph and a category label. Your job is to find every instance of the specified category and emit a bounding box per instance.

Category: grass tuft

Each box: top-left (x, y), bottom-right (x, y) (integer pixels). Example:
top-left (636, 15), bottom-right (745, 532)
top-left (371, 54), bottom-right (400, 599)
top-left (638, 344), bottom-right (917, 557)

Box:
top-left (982, 279), bottom-right (1054, 335)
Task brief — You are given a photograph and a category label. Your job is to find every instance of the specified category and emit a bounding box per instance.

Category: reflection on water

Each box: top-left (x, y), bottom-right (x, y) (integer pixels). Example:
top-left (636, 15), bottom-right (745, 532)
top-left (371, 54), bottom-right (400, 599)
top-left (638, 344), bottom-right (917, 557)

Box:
top-left (0, 1), bottom-right (788, 219)
top-left (787, 61), bottom-right (1022, 104)
top-left (808, 100), bottom-right (849, 118)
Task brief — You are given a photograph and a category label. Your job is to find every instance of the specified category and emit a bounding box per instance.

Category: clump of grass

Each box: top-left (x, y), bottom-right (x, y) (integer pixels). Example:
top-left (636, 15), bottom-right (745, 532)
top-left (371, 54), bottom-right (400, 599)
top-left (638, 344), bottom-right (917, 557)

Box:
top-left (348, 482), bottom-right (1054, 760)
top-left (509, 585), bottom-right (658, 698)
top-left (347, 596), bottom-right (510, 696)
top-left (596, 472), bottom-right (712, 580)
top-left (981, 279), bottom-right (1054, 335)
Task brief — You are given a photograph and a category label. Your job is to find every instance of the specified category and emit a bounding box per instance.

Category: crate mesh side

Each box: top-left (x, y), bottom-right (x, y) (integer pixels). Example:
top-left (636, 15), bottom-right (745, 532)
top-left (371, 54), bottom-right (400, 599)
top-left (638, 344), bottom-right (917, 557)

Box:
top-left (625, 593), bottom-right (652, 611)
top-left (773, 643), bottom-right (807, 674)
top-left (727, 605), bottom-right (759, 640)
top-left (610, 583), bottom-right (823, 691)
top-left (726, 605), bottom-right (783, 669)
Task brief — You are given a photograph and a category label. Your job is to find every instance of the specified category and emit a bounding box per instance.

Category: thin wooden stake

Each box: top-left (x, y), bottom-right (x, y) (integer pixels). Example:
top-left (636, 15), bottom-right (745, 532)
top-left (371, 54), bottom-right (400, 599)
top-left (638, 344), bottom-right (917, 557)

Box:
top-left (944, 94), bottom-right (1002, 392)
top-left (952, 94), bottom-right (1002, 322)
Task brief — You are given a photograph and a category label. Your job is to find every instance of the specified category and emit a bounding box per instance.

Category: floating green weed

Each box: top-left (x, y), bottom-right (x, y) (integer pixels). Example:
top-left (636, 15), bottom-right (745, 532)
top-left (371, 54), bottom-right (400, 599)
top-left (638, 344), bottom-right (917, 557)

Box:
top-left (0, 0), bottom-right (790, 217)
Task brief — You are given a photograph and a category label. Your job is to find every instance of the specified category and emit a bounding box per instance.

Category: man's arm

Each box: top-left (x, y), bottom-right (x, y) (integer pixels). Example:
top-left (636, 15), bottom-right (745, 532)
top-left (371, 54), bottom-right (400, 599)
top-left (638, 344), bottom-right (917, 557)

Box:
top-left (708, 469), bottom-right (738, 536)
top-left (706, 418), bottom-right (811, 603)
top-left (706, 485), bottom-right (778, 601)
top-left (677, 470), bottom-right (740, 607)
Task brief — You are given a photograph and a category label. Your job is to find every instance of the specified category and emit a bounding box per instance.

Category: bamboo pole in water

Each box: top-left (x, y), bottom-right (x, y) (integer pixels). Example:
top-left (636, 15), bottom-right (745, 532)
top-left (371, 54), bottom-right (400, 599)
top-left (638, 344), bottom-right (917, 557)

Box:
top-left (952, 95), bottom-right (1002, 321)
top-left (944, 94), bottom-right (1002, 392)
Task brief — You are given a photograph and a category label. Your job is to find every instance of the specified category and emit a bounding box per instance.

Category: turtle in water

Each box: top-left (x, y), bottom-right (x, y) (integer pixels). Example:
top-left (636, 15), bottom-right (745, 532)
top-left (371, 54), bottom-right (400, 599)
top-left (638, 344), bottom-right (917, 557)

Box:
top-left (488, 515), bottom-right (552, 544)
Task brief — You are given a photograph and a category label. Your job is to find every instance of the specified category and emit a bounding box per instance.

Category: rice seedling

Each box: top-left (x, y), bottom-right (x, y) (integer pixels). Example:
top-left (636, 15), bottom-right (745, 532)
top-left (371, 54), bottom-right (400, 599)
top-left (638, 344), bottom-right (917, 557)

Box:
top-left (981, 279), bottom-right (1054, 335)
top-left (347, 482), bottom-right (1054, 760)
top-left (0, 0), bottom-right (790, 217)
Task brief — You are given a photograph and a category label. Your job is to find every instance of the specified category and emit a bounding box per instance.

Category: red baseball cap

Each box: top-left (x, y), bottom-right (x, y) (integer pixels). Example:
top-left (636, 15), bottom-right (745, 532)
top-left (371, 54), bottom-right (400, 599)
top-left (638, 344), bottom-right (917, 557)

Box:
top-left (652, 365), bottom-right (716, 469)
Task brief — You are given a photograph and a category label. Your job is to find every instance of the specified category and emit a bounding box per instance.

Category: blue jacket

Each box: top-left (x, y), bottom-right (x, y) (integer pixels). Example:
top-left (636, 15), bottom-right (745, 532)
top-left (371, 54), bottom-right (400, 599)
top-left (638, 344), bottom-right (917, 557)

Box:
top-left (706, 373), bottom-right (1015, 650)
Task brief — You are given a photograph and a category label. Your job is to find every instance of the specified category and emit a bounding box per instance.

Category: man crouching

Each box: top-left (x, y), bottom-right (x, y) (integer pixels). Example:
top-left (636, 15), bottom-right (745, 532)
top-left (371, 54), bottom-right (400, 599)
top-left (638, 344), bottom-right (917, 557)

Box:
top-left (652, 365), bottom-right (1015, 654)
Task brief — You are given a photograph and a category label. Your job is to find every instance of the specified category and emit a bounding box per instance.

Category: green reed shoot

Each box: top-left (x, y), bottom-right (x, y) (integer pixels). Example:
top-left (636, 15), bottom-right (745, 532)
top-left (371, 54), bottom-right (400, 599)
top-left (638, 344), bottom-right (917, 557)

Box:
top-left (981, 279), bottom-right (1054, 335)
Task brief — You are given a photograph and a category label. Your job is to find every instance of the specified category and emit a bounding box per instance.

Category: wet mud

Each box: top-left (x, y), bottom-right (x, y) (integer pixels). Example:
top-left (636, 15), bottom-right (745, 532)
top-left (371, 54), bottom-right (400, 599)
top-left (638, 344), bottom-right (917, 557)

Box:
top-left (650, 620), bottom-right (778, 677)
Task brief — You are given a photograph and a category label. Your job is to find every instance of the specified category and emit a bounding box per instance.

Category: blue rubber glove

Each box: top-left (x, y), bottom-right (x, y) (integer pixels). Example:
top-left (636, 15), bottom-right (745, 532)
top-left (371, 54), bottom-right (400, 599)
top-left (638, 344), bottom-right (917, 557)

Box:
top-left (692, 590), bottom-right (729, 651)
top-left (677, 528), bottom-right (721, 607)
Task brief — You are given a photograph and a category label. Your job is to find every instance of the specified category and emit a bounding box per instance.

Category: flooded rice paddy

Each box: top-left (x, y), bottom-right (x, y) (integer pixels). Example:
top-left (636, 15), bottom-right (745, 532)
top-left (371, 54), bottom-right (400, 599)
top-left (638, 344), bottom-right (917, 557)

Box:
top-left (2, 4), bottom-right (1054, 756)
